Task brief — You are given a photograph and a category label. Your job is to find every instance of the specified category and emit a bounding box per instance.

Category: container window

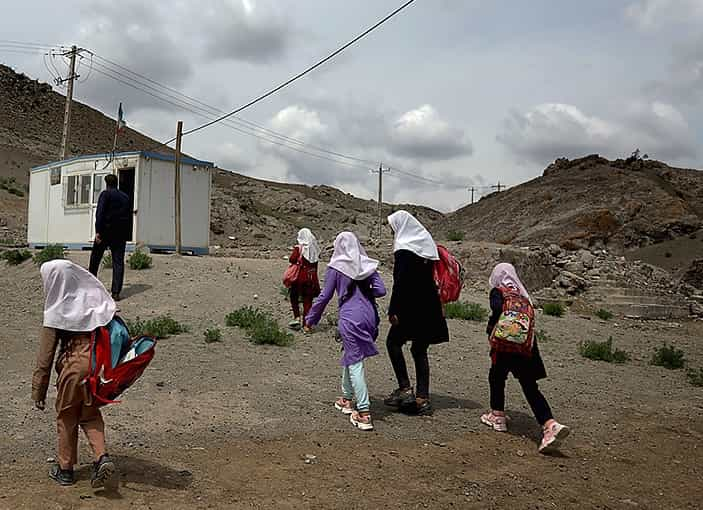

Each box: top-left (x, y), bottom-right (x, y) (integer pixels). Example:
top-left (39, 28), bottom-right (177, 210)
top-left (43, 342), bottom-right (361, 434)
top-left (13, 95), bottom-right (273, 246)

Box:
top-left (80, 175), bottom-right (91, 204)
top-left (65, 175), bottom-right (78, 206)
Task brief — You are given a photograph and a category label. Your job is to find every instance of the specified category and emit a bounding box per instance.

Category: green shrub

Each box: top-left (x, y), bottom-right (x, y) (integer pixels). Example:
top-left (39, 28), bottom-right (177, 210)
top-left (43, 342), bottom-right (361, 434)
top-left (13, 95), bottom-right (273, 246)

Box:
top-left (279, 285), bottom-right (290, 297)
top-left (579, 337), bottom-right (629, 363)
top-left (8, 187), bottom-right (24, 197)
top-left (595, 308), bottom-right (614, 321)
top-left (687, 367), bottom-right (703, 387)
top-left (1, 249), bottom-right (32, 265)
top-left (204, 327), bottom-right (222, 343)
top-left (542, 302), bottom-right (565, 317)
top-left (226, 306), bottom-right (269, 329)
top-left (226, 306), bottom-right (293, 347)
top-left (126, 315), bottom-right (188, 339)
top-left (33, 244), bottom-right (65, 266)
top-left (444, 301), bottom-right (488, 321)
top-left (102, 251), bottom-right (113, 269)
top-left (535, 329), bottom-right (550, 342)
top-left (650, 343), bottom-right (685, 370)
top-left (128, 249), bottom-right (152, 270)
top-left (447, 230), bottom-right (465, 242)
top-left (248, 318), bottom-right (294, 346)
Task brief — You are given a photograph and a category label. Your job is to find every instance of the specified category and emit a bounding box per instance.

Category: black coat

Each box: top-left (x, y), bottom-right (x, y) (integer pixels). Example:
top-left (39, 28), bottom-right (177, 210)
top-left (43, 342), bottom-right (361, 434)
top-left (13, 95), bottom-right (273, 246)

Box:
top-left (387, 249), bottom-right (449, 344)
top-left (95, 188), bottom-right (131, 241)
top-left (487, 287), bottom-right (547, 380)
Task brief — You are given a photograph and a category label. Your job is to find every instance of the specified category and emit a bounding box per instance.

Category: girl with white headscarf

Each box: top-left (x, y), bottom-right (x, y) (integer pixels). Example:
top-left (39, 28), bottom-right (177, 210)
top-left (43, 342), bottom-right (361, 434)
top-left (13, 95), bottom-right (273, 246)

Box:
top-left (32, 260), bottom-right (117, 487)
top-left (286, 228), bottom-right (321, 329)
top-left (482, 263), bottom-right (570, 454)
top-left (384, 210), bottom-right (448, 417)
top-left (306, 232), bottom-right (386, 431)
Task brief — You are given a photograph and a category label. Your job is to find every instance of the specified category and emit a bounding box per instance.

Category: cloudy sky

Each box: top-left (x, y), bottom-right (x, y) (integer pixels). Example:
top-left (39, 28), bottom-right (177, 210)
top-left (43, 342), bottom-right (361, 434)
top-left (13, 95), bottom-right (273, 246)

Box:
top-left (1, 0), bottom-right (701, 211)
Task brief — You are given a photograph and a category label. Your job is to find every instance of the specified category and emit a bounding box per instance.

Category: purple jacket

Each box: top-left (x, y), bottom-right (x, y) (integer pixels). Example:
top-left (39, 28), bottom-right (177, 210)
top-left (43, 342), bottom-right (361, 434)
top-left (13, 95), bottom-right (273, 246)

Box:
top-left (306, 268), bottom-right (386, 366)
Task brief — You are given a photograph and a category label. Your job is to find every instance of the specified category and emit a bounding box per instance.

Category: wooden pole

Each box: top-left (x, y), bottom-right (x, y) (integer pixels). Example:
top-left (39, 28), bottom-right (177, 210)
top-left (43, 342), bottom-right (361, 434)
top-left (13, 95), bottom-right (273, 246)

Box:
top-left (174, 121), bottom-right (183, 255)
top-left (470, 186), bottom-right (475, 204)
top-left (59, 45), bottom-right (78, 160)
top-left (377, 163), bottom-right (383, 242)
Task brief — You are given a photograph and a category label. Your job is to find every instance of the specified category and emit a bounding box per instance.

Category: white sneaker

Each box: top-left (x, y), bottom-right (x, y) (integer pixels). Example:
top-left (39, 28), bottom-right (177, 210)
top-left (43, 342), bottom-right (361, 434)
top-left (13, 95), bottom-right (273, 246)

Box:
top-left (350, 411), bottom-right (374, 431)
top-left (481, 411), bottom-right (508, 432)
top-left (539, 422), bottom-right (570, 454)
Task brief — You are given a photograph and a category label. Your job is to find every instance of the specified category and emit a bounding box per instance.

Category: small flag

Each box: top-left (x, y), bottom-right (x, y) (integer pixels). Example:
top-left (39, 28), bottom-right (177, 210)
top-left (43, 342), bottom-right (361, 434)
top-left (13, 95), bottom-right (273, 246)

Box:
top-left (116, 102), bottom-right (126, 133)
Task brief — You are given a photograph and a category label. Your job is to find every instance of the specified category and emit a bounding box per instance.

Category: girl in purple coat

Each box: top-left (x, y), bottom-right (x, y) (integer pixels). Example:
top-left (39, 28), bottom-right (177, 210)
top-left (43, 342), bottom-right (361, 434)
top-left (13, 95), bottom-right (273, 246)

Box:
top-left (306, 232), bottom-right (386, 431)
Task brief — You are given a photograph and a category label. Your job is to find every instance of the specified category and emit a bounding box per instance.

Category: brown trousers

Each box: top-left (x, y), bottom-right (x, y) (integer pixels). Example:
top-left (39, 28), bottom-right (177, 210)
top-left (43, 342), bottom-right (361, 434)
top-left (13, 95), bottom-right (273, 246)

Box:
top-left (55, 336), bottom-right (106, 469)
top-left (57, 402), bottom-right (106, 469)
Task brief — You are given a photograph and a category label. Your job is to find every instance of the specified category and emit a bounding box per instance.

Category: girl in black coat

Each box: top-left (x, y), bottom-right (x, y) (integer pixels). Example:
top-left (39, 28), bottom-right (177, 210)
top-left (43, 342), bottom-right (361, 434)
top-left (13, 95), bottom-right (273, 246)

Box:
top-left (482, 263), bottom-right (570, 454)
top-left (384, 211), bottom-right (448, 416)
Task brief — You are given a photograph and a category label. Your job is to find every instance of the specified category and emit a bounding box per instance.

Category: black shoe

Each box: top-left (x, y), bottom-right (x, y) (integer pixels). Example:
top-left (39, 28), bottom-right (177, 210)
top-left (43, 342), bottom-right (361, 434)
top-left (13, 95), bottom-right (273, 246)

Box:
top-left (384, 388), bottom-right (414, 408)
top-left (49, 464), bottom-right (75, 486)
top-left (91, 454), bottom-right (116, 489)
top-left (111, 293), bottom-right (122, 302)
top-left (416, 399), bottom-right (434, 416)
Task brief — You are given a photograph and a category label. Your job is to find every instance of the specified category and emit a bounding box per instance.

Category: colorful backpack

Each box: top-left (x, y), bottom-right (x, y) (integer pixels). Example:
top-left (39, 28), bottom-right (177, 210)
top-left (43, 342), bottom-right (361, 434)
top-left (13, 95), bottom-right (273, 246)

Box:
top-left (490, 287), bottom-right (535, 357)
top-left (433, 245), bottom-right (464, 304)
top-left (84, 316), bottom-right (156, 406)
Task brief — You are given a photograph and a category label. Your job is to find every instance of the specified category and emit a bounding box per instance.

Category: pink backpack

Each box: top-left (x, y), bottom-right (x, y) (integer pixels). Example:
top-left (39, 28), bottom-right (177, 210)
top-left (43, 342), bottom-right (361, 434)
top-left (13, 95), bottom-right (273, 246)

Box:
top-left (433, 245), bottom-right (464, 303)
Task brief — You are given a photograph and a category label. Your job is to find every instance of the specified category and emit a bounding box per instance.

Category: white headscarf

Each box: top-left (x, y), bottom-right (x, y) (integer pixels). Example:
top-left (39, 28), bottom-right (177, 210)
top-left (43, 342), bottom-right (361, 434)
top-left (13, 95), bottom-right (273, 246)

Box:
top-left (297, 228), bottom-right (320, 263)
top-left (328, 232), bottom-right (379, 281)
top-left (41, 259), bottom-right (116, 332)
top-left (489, 263), bottom-right (532, 305)
top-left (388, 210), bottom-right (439, 261)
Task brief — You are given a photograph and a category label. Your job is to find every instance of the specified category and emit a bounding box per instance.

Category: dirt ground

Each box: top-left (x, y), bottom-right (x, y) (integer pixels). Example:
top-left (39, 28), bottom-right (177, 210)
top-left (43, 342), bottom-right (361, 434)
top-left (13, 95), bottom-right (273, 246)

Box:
top-left (1, 252), bottom-right (702, 510)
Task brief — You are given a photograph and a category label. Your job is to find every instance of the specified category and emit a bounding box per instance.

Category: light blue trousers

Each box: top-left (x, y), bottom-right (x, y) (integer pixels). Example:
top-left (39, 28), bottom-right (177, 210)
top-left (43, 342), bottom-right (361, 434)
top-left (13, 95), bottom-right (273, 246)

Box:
top-left (342, 361), bottom-right (370, 412)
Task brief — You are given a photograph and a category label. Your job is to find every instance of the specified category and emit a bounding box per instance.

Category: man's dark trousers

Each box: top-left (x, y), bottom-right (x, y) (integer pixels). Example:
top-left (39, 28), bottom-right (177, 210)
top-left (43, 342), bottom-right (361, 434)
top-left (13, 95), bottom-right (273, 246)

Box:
top-left (89, 238), bottom-right (126, 296)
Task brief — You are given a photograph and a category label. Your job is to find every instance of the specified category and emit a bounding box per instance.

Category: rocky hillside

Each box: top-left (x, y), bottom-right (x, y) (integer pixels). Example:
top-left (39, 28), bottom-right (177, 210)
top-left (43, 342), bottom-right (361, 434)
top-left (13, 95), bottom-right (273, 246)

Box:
top-left (0, 64), bottom-right (440, 249)
top-left (440, 155), bottom-right (703, 254)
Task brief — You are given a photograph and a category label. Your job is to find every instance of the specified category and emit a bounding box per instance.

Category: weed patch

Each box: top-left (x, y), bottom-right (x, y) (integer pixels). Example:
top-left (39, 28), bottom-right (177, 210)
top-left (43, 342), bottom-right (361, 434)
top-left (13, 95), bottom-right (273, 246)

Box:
top-left (128, 249), bottom-right (152, 270)
top-left (447, 230), bottom-right (465, 242)
top-left (542, 302), bottom-right (565, 317)
top-left (444, 301), bottom-right (488, 321)
top-left (126, 315), bottom-right (188, 339)
top-left (102, 252), bottom-right (113, 269)
top-left (579, 337), bottom-right (629, 363)
top-left (204, 327), bottom-right (222, 343)
top-left (650, 343), bottom-right (685, 370)
top-left (1, 249), bottom-right (32, 265)
top-left (33, 245), bottom-right (65, 266)
top-left (226, 306), bottom-right (293, 346)
top-left (595, 308), bottom-right (614, 321)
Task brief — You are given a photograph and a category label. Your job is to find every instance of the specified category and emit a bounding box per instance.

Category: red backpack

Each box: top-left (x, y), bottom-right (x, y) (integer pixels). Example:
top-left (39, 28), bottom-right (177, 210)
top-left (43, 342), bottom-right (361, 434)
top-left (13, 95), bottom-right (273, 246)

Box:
top-left (434, 245), bottom-right (464, 304)
top-left (489, 287), bottom-right (535, 357)
top-left (84, 316), bottom-right (156, 406)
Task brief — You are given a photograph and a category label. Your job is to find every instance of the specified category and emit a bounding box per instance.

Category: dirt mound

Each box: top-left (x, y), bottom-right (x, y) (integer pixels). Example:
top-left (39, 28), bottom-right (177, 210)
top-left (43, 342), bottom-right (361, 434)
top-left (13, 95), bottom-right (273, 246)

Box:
top-left (439, 154), bottom-right (703, 253)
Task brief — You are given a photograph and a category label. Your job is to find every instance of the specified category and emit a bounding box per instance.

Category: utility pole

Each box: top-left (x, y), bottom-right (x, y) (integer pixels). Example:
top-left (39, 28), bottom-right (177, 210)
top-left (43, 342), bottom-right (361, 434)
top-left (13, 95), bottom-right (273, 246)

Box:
top-left (174, 121), bottom-right (183, 255)
top-left (59, 45), bottom-right (79, 160)
top-left (469, 186), bottom-right (476, 204)
top-left (372, 163), bottom-right (390, 241)
top-left (491, 181), bottom-right (504, 193)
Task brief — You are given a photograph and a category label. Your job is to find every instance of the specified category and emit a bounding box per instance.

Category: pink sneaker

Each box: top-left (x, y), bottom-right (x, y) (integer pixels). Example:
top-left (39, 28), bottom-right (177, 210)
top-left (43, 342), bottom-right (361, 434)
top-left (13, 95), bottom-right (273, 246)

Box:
top-left (539, 421), bottom-right (570, 454)
top-left (350, 411), bottom-right (374, 431)
top-left (334, 397), bottom-right (354, 415)
top-left (480, 411), bottom-right (508, 432)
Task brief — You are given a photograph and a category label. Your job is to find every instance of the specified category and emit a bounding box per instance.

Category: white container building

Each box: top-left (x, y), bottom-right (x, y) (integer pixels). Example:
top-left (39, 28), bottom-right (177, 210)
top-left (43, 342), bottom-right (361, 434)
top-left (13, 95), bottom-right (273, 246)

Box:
top-left (27, 151), bottom-right (213, 255)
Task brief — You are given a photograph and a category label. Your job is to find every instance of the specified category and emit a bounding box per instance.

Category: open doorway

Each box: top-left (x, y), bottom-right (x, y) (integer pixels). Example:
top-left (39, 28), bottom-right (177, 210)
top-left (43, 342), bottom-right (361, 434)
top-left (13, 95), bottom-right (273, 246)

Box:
top-left (118, 168), bottom-right (135, 241)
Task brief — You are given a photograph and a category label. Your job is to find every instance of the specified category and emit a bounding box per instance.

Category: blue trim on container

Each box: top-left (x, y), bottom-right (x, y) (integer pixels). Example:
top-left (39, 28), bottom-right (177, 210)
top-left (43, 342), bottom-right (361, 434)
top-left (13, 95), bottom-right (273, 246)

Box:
top-left (31, 151), bottom-right (214, 172)
top-left (29, 242), bottom-right (208, 256)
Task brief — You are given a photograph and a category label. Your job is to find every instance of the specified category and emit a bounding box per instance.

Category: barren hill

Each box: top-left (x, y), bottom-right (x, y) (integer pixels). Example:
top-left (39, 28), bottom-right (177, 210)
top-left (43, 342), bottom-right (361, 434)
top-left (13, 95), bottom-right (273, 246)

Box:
top-left (0, 64), bottom-right (440, 249)
top-left (440, 155), bottom-right (703, 255)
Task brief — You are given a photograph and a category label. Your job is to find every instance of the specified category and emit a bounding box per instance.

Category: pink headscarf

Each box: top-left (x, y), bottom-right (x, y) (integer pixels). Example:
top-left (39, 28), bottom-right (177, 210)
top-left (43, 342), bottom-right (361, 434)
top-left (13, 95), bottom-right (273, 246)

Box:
top-left (489, 263), bottom-right (532, 305)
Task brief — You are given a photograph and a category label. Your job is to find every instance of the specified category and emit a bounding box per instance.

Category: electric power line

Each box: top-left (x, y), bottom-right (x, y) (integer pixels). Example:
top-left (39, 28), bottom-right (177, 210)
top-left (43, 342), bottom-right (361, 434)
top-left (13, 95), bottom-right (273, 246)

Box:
top-left (148, 0), bottom-right (417, 149)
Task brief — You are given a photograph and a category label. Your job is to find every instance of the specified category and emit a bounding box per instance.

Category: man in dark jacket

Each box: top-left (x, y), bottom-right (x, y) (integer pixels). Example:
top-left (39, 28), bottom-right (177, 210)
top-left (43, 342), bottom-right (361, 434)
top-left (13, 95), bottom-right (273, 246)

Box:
top-left (88, 174), bottom-right (131, 300)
